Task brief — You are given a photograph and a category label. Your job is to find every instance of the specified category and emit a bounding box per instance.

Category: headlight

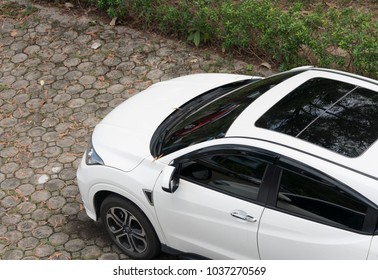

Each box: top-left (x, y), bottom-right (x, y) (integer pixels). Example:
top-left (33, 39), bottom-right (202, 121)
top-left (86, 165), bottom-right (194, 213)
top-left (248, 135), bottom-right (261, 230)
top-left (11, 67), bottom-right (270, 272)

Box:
top-left (86, 137), bottom-right (104, 165)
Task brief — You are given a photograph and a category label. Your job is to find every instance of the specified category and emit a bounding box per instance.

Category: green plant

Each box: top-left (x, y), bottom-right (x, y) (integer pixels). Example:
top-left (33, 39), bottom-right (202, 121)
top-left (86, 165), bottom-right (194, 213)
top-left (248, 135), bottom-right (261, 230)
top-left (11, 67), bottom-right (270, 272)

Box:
top-left (96, 0), bottom-right (126, 18)
top-left (90, 0), bottom-right (377, 78)
top-left (0, 84), bottom-right (9, 91)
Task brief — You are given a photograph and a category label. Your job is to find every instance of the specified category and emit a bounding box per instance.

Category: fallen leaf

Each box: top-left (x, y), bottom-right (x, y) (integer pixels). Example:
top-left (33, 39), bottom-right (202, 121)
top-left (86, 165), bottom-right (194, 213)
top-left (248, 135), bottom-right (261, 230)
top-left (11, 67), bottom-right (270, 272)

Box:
top-left (65, 2), bottom-right (74, 9)
top-left (110, 17), bottom-right (117, 26)
top-left (260, 62), bottom-right (272, 70)
top-left (10, 30), bottom-right (17, 37)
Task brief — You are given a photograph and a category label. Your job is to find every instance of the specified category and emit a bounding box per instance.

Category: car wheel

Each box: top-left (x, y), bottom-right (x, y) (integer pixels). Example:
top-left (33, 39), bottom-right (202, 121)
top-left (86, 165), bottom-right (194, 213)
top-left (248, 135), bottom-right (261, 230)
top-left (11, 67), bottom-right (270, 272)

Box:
top-left (100, 195), bottom-right (161, 259)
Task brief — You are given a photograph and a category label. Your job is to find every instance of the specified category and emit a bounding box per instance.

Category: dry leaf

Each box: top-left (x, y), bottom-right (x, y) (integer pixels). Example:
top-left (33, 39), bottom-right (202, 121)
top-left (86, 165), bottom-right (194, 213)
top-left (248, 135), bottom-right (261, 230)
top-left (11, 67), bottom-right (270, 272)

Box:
top-left (110, 17), bottom-right (117, 26)
top-left (260, 62), bottom-right (272, 70)
top-left (65, 2), bottom-right (74, 9)
top-left (10, 30), bottom-right (17, 37)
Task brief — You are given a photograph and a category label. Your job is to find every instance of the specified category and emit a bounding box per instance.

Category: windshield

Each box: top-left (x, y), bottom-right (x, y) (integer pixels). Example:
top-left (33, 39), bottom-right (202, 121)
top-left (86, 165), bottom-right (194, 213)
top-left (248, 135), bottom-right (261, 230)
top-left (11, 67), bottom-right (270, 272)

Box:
top-left (151, 70), bottom-right (305, 157)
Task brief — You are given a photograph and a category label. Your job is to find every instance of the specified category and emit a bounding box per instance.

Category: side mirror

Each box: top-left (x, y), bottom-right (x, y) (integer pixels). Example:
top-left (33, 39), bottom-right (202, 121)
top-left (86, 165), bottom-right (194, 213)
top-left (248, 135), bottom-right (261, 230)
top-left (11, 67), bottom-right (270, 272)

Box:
top-left (161, 165), bottom-right (180, 193)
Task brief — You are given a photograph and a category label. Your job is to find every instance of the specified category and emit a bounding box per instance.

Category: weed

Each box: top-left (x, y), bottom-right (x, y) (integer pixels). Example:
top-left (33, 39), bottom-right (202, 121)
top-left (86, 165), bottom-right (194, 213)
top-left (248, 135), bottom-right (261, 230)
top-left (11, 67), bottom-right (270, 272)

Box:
top-left (0, 84), bottom-right (9, 91)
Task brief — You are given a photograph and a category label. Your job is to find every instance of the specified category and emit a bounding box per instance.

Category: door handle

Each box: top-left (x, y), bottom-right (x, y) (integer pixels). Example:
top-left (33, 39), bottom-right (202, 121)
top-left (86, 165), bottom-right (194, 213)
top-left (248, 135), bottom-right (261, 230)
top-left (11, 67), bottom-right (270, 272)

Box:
top-left (231, 210), bottom-right (257, 222)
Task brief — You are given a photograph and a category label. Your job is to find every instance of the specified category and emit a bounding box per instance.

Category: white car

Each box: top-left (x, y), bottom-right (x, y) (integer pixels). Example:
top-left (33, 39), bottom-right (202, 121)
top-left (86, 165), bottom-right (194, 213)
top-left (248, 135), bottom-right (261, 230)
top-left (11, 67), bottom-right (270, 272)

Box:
top-left (77, 67), bottom-right (378, 259)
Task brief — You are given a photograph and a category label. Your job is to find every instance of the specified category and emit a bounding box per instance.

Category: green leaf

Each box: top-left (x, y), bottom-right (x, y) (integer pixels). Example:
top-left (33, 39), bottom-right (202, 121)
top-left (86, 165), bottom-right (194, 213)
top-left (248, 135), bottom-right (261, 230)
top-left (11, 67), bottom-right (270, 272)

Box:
top-left (193, 30), bottom-right (201, 47)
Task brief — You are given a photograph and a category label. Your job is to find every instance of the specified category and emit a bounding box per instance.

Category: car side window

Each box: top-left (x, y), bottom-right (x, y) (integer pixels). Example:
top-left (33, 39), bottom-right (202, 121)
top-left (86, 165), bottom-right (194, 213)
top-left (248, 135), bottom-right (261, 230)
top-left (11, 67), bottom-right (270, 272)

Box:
top-left (276, 168), bottom-right (369, 232)
top-left (180, 154), bottom-right (268, 202)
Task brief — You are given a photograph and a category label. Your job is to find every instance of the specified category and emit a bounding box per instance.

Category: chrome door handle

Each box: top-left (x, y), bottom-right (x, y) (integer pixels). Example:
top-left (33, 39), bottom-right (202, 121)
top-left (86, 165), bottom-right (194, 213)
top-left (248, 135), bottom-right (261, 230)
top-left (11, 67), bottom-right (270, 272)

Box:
top-left (231, 210), bottom-right (257, 222)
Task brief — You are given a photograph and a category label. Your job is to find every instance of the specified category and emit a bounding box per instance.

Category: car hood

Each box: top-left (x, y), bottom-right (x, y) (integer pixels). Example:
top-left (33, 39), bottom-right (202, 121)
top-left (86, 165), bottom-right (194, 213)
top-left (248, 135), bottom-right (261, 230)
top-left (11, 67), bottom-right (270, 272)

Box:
top-left (92, 73), bottom-right (253, 171)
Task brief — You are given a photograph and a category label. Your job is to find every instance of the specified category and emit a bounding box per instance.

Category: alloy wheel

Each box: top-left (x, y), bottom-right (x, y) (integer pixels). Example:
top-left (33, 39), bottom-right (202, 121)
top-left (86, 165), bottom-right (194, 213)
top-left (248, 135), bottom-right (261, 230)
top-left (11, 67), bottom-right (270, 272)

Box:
top-left (105, 206), bottom-right (148, 254)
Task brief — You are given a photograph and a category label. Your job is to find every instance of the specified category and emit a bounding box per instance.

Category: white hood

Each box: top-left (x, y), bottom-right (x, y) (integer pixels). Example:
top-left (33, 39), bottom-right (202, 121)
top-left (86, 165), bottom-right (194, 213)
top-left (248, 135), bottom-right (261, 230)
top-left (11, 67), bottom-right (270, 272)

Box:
top-left (92, 73), bottom-right (252, 171)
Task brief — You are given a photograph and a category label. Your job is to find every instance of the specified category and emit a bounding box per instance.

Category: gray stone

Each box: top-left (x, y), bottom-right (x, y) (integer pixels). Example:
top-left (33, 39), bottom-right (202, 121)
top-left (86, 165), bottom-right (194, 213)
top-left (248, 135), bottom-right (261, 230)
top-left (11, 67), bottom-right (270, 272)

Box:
top-left (29, 141), bottom-right (48, 153)
top-left (45, 179), bottom-right (65, 192)
top-left (17, 202), bottom-right (37, 214)
top-left (42, 147), bottom-right (62, 159)
top-left (64, 58), bottom-right (81, 68)
top-left (58, 152), bottom-right (77, 163)
top-left (50, 53), bottom-right (68, 63)
top-left (0, 162), bottom-right (19, 174)
top-left (51, 66), bottom-right (69, 76)
top-left (1, 214), bottom-right (22, 226)
top-left (48, 214), bottom-right (67, 228)
top-left (11, 53), bottom-right (28, 63)
top-left (32, 226), bottom-right (54, 239)
top-left (18, 237), bottom-right (39, 250)
top-left (28, 127), bottom-right (46, 137)
top-left (15, 168), bottom-right (34, 179)
top-left (62, 185), bottom-right (79, 198)
top-left (17, 220), bottom-right (38, 232)
top-left (31, 190), bottom-right (51, 203)
top-left (67, 98), bottom-right (85, 108)
top-left (24, 45), bottom-right (41, 54)
top-left (3, 250), bottom-right (23, 260)
top-left (32, 209), bottom-right (52, 221)
top-left (107, 84), bottom-right (124, 94)
top-left (1, 178), bottom-right (20, 190)
top-left (34, 244), bottom-right (55, 258)
top-left (29, 157), bottom-right (48, 169)
top-left (62, 202), bottom-right (81, 215)
top-left (99, 253), bottom-right (120, 260)
top-left (77, 62), bottom-right (95, 72)
top-left (49, 232), bottom-right (69, 246)
top-left (65, 239), bottom-right (85, 252)
top-left (103, 56), bottom-right (121, 66)
top-left (81, 245), bottom-right (102, 259)
top-left (47, 196), bottom-right (66, 210)
top-left (1, 196), bottom-right (20, 208)
top-left (79, 75), bottom-right (96, 85)
top-left (24, 58), bottom-right (42, 67)
top-left (59, 169), bottom-right (76, 180)
top-left (17, 184), bottom-right (35, 196)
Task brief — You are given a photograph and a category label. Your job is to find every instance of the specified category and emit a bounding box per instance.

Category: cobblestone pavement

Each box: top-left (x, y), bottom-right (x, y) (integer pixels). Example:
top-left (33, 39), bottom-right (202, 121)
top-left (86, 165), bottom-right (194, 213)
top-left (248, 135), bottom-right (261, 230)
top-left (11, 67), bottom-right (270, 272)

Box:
top-left (0, 1), bottom-right (272, 260)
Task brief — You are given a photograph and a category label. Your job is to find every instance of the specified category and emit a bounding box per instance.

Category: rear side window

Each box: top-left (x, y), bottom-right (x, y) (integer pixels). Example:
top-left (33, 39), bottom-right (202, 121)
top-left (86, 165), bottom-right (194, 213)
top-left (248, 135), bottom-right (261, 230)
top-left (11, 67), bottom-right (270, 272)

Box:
top-left (256, 78), bottom-right (378, 157)
top-left (276, 169), bottom-right (369, 232)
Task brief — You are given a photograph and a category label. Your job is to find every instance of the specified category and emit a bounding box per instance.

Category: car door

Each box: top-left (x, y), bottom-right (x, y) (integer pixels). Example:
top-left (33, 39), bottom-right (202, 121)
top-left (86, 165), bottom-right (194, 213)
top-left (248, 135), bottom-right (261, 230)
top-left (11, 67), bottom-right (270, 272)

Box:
top-left (153, 146), bottom-right (275, 259)
top-left (258, 158), bottom-right (377, 259)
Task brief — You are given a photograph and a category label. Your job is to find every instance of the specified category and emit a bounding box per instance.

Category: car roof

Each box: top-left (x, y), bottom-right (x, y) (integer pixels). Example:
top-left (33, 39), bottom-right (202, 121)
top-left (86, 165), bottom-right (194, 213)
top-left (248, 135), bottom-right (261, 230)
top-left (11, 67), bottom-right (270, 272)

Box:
top-left (227, 68), bottom-right (378, 178)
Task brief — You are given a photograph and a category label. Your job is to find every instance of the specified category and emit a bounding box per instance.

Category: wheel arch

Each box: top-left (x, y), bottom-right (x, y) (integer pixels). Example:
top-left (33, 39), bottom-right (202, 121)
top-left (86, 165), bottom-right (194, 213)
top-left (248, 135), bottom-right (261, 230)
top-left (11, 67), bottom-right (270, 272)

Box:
top-left (91, 187), bottom-right (166, 245)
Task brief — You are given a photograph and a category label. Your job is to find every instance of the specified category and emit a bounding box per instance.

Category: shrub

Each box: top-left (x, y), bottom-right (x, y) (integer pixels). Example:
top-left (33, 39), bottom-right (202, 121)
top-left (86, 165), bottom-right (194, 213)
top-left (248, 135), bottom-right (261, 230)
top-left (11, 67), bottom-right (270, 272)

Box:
top-left (88, 0), bottom-right (377, 77)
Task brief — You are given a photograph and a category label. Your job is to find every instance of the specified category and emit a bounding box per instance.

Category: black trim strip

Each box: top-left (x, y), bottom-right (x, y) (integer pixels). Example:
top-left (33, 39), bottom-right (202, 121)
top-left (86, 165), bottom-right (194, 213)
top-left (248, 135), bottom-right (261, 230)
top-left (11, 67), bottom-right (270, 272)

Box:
top-left (226, 136), bottom-right (378, 181)
top-left (311, 68), bottom-right (378, 86)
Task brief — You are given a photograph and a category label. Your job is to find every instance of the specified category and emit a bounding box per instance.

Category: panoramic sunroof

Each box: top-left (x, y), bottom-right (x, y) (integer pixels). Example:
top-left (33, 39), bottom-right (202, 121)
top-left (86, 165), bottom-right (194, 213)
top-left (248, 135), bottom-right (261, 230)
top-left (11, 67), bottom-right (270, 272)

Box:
top-left (255, 78), bottom-right (378, 157)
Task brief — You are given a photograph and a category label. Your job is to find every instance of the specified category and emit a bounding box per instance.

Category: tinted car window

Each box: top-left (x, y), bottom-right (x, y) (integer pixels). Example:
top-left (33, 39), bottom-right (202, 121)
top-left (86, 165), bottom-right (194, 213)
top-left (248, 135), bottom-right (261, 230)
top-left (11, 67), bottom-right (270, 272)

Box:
top-left (299, 86), bottom-right (378, 157)
top-left (180, 154), bottom-right (268, 202)
top-left (256, 78), bottom-right (378, 157)
top-left (158, 70), bottom-right (304, 156)
top-left (277, 169), bottom-right (368, 232)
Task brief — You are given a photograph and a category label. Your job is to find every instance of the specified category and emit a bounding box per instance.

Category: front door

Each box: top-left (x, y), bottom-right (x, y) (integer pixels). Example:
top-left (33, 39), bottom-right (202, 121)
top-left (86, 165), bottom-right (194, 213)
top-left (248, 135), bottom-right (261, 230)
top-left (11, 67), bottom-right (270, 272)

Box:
top-left (154, 150), bottom-right (272, 259)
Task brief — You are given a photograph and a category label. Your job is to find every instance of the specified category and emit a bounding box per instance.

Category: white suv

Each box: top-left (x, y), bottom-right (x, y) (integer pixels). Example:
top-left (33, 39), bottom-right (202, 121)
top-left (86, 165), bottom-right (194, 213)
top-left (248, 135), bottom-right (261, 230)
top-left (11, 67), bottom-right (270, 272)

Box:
top-left (77, 67), bottom-right (378, 259)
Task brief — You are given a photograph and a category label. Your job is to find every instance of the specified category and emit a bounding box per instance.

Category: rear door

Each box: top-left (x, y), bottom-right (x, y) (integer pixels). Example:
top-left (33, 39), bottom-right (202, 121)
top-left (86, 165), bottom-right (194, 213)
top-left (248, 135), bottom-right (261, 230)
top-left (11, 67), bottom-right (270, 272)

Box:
top-left (258, 159), bottom-right (376, 259)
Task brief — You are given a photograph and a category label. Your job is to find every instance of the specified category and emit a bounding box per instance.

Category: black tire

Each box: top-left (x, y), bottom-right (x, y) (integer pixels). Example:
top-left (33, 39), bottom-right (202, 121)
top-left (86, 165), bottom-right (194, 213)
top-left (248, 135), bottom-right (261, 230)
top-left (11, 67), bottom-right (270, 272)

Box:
top-left (100, 195), bottom-right (161, 259)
